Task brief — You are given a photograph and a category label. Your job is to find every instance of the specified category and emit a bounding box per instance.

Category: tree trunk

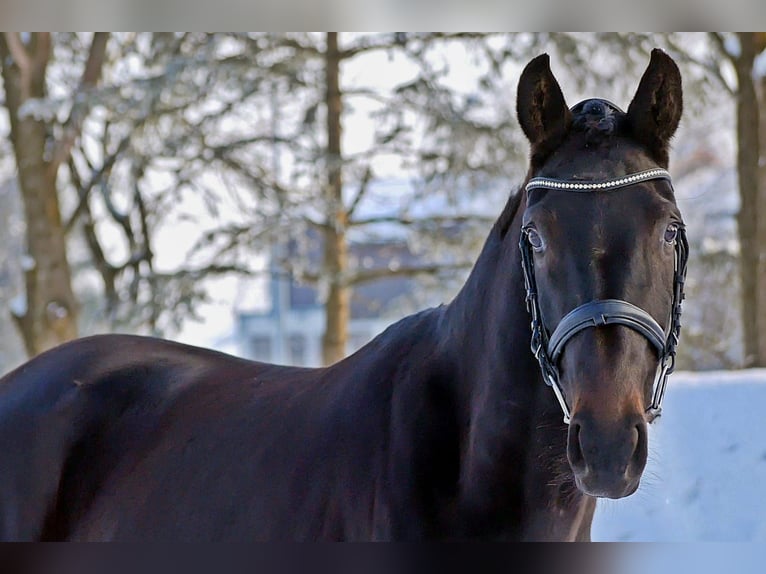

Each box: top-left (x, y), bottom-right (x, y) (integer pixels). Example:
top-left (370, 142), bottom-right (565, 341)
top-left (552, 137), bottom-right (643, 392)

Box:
top-left (757, 36), bottom-right (766, 366)
top-left (733, 33), bottom-right (762, 367)
top-left (321, 32), bottom-right (351, 366)
top-left (0, 34), bottom-right (78, 356)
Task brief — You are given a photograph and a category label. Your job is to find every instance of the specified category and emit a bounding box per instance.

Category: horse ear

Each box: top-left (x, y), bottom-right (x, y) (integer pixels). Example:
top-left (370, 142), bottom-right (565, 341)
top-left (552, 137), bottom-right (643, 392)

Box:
top-left (517, 54), bottom-right (571, 166)
top-left (627, 49), bottom-right (683, 167)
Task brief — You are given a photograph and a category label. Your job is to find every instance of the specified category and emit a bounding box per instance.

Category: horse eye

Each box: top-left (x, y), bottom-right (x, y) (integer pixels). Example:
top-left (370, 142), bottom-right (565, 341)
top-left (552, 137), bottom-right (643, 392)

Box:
top-left (664, 223), bottom-right (679, 244)
top-left (526, 228), bottom-right (544, 251)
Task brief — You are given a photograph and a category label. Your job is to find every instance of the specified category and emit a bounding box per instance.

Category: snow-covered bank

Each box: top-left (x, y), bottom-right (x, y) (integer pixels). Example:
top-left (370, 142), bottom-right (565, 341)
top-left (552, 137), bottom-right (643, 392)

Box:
top-left (592, 369), bottom-right (766, 541)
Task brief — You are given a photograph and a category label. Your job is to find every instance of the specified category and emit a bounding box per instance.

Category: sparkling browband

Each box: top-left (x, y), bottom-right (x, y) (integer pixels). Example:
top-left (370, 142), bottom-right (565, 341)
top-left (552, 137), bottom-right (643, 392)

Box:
top-left (526, 168), bottom-right (671, 193)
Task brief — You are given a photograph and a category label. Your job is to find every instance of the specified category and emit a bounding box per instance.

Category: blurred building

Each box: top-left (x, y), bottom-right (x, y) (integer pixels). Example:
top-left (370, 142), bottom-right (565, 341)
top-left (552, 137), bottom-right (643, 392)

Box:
top-left (235, 238), bottom-right (422, 366)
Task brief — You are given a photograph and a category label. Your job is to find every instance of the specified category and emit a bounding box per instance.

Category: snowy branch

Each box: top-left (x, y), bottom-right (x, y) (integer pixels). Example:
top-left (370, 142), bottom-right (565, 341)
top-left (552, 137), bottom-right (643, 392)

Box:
top-left (49, 33), bottom-right (110, 175)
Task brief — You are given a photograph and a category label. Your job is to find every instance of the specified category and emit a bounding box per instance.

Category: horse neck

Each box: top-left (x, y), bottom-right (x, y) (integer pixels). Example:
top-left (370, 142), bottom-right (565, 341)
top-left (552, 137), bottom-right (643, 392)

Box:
top-left (443, 190), bottom-right (535, 406)
top-left (441, 190), bottom-right (576, 531)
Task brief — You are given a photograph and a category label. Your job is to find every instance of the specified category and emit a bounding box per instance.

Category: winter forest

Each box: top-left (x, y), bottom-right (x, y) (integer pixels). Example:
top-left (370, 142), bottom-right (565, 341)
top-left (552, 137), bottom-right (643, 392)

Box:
top-left (1, 33), bottom-right (766, 541)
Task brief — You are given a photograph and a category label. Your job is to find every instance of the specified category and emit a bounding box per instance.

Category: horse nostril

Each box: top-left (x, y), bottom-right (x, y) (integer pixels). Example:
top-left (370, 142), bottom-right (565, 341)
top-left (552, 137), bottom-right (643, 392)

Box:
top-left (567, 422), bottom-right (586, 471)
top-left (629, 422), bottom-right (648, 475)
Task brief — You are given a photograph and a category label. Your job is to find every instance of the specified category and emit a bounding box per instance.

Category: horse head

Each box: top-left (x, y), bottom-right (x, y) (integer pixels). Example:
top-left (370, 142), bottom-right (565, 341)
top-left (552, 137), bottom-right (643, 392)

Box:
top-left (515, 49), bottom-right (687, 499)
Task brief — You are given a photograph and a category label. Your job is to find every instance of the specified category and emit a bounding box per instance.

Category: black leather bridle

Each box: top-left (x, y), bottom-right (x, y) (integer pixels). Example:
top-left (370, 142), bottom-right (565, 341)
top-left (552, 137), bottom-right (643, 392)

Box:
top-left (519, 168), bottom-right (689, 424)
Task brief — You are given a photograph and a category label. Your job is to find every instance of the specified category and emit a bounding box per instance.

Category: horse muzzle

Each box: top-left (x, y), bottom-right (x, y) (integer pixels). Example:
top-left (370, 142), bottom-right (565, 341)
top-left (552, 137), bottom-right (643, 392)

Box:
top-left (566, 411), bottom-right (648, 499)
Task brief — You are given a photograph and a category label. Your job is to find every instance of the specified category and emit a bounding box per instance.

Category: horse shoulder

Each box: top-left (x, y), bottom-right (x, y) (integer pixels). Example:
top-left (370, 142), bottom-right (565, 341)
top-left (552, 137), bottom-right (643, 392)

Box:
top-left (361, 309), bottom-right (461, 538)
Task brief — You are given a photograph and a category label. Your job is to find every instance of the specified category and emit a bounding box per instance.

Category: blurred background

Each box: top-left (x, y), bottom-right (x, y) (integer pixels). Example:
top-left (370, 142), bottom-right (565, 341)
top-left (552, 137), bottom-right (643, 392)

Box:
top-left (0, 32), bottom-right (764, 541)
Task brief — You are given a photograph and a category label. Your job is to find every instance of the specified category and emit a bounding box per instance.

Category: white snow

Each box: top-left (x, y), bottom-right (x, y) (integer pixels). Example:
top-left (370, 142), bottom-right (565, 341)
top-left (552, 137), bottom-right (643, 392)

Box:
top-left (19, 254), bottom-right (35, 271)
top-left (723, 34), bottom-right (741, 59)
top-left (754, 49), bottom-right (766, 79)
top-left (8, 294), bottom-right (27, 317)
top-left (592, 368), bottom-right (766, 541)
top-left (17, 97), bottom-right (65, 123)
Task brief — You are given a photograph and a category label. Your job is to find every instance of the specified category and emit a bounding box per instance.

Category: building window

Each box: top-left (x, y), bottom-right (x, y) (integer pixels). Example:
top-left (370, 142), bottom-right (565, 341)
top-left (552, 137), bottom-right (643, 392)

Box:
top-left (288, 334), bottom-right (307, 366)
top-left (250, 335), bottom-right (272, 362)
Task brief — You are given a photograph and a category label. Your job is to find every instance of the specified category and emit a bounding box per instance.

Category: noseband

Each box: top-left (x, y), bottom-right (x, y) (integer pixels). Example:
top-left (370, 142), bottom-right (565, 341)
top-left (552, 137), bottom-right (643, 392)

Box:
top-left (520, 168), bottom-right (688, 424)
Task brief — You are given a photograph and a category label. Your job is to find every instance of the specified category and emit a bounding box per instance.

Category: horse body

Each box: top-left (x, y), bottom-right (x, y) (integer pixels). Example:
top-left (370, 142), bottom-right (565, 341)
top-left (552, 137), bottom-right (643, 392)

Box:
top-left (0, 49), bottom-right (684, 541)
top-left (1, 289), bottom-right (589, 540)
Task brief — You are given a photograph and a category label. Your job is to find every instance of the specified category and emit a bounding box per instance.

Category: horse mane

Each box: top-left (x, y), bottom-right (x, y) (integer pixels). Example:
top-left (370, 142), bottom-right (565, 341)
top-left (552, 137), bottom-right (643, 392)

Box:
top-left (570, 98), bottom-right (627, 144)
top-left (496, 184), bottom-right (525, 238)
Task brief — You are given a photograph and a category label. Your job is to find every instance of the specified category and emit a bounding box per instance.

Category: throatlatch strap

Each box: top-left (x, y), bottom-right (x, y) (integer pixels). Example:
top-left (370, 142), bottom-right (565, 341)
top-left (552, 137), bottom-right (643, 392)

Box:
top-left (547, 299), bottom-right (666, 363)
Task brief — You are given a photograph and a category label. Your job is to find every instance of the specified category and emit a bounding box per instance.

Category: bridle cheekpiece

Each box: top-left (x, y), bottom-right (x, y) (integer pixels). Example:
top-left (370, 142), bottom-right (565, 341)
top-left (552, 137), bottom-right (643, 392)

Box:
top-left (519, 168), bottom-right (688, 425)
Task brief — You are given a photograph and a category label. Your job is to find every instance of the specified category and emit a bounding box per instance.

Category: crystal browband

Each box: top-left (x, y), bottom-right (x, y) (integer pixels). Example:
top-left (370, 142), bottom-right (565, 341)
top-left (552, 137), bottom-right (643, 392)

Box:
top-left (525, 168), bottom-right (671, 193)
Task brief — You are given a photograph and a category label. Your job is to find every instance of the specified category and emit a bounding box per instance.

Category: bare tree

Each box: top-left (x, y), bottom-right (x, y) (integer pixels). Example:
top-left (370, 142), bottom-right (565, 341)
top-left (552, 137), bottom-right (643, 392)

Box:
top-left (196, 33), bottom-right (527, 365)
top-left (705, 33), bottom-right (766, 367)
top-left (63, 33), bottom-right (259, 336)
top-left (0, 33), bottom-right (108, 356)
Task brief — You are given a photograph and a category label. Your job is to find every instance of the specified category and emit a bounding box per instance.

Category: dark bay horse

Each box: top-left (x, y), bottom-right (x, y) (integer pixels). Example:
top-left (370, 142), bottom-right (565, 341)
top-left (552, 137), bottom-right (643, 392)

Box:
top-left (0, 49), bottom-right (687, 541)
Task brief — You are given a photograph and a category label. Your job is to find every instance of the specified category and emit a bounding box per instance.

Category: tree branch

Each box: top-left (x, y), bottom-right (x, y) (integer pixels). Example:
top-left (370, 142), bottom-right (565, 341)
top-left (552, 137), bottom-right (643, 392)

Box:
top-left (259, 34), bottom-right (321, 56)
top-left (302, 216), bottom-right (331, 230)
top-left (350, 214), bottom-right (495, 227)
top-left (3, 33), bottom-right (33, 100)
top-left (81, 201), bottom-right (120, 312)
top-left (64, 134), bottom-right (131, 233)
top-left (348, 262), bottom-right (473, 286)
top-left (154, 263), bottom-right (257, 280)
top-left (79, 32), bottom-right (109, 86)
top-left (132, 164), bottom-right (154, 271)
top-left (755, 32), bottom-right (766, 54)
top-left (4, 33), bottom-right (31, 74)
top-left (346, 165), bottom-right (373, 219)
top-left (661, 33), bottom-right (733, 95)
top-left (49, 32), bottom-right (110, 175)
top-left (30, 32), bottom-right (52, 72)
top-left (340, 32), bottom-right (493, 60)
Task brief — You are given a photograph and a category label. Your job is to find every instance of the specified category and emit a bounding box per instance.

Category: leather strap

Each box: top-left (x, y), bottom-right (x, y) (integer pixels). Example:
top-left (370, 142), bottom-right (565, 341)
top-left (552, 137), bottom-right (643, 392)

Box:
top-left (547, 299), bottom-right (666, 363)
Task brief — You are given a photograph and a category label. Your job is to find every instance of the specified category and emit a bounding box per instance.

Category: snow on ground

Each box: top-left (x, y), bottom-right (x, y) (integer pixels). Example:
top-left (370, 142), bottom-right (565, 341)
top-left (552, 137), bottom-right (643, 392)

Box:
top-left (592, 369), bottom-right (766, 542)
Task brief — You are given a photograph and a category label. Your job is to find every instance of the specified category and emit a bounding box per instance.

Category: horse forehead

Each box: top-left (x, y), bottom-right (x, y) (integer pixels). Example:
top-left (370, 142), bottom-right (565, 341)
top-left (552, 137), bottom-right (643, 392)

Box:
top-left (536, 190), bottom-right (656, 245)
top-left (530, 139), bottom-right (667, 237)
top-left (533, 195), bottom-right (654, 263)
top-left (538, 136), bottom-right (657, 181)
